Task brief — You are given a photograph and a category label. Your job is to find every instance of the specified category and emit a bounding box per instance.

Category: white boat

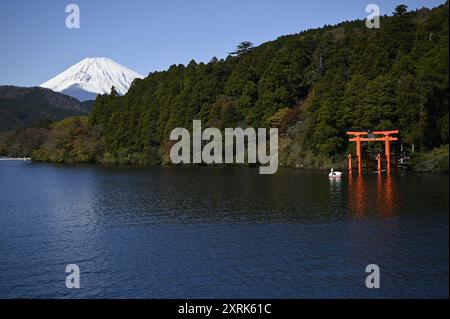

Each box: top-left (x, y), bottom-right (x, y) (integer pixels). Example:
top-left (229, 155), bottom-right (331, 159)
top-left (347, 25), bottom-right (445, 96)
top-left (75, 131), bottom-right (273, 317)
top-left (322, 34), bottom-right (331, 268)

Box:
top-left (328, 168), bottom-right (342, 178)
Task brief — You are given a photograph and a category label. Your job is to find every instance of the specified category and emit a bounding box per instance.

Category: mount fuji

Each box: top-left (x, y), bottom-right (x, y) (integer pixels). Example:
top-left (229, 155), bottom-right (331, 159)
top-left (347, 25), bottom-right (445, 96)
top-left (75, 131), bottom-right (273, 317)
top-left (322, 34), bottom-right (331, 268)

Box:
top-left (40, 57), bottom-right (144, 101)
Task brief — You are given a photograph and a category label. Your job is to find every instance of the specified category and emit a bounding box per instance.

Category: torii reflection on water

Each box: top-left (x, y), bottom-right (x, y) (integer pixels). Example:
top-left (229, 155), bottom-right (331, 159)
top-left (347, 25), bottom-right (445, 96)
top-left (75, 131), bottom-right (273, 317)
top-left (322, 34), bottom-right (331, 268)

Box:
top-left (346, 173), bottom-right (397, 217)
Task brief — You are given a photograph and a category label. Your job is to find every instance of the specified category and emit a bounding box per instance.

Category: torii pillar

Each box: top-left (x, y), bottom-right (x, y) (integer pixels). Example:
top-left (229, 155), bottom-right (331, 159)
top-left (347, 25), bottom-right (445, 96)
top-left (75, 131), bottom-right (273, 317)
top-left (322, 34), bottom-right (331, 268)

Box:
top-left (347, 132), bottom-right (365, 173)
top-left (384, 134), bottom-right (391, 173)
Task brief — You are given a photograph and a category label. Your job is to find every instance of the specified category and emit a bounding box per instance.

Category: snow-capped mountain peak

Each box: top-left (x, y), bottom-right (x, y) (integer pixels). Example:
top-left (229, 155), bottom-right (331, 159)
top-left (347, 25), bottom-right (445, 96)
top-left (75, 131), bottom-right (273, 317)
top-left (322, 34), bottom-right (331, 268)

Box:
top-left (40, 57), bottom-right (144, 101)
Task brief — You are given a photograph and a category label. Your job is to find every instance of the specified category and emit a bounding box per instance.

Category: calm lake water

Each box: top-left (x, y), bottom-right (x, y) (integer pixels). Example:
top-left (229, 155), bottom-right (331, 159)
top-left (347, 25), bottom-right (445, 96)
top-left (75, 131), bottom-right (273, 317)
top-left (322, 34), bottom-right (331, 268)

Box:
top-left (0, 161), bottom-right (448, 298)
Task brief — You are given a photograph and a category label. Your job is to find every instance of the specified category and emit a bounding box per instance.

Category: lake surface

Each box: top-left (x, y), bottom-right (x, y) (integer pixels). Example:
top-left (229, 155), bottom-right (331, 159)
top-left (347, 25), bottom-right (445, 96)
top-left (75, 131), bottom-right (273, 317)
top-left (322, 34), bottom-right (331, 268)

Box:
top-left (0, 161), bottom-right (448, 298)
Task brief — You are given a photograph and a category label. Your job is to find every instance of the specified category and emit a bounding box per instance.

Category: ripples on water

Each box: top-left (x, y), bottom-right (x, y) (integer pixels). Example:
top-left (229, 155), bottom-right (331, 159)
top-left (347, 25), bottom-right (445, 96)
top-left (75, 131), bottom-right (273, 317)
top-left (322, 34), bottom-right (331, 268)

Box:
top-left (0, 162), bottom-right (448, 298)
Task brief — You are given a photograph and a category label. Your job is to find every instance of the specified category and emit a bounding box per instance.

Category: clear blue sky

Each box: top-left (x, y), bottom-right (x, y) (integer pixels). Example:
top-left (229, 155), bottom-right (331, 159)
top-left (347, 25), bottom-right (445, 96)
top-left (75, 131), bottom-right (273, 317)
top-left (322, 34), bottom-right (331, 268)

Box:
top-left (0, 0), bottom-right (445, 86)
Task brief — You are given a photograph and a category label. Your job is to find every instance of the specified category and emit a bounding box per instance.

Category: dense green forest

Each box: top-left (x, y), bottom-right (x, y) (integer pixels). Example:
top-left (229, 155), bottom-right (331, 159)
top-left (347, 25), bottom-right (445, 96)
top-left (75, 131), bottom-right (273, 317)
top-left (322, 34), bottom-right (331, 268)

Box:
top-left (2, 3), bottom-right (449, 171)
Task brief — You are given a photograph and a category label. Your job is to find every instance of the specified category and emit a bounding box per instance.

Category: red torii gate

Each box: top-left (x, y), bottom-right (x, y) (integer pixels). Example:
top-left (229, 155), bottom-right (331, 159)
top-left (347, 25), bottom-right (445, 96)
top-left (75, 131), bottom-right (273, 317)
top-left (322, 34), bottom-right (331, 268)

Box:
top-left (346, 130), bottom-right (399, 173)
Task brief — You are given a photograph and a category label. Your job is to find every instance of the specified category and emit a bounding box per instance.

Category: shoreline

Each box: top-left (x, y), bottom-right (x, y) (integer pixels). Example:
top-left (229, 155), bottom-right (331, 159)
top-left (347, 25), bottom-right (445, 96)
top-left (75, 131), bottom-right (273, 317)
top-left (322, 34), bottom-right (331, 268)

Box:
top-left (16, 157), bottom-right (448, 174)
top-left (0, 157), bottom-right (31, 161)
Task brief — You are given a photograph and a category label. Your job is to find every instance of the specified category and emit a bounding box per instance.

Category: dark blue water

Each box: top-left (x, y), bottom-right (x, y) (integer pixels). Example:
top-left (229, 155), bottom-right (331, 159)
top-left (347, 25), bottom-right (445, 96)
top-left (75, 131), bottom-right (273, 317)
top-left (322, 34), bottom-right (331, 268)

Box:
top-left (0, 161), bottom-right (448, 298)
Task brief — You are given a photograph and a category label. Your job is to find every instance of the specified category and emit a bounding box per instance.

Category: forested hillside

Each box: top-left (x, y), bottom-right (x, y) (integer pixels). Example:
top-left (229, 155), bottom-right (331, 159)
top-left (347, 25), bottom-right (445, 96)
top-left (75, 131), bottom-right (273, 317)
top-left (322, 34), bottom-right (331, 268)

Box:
top-left (9, 3), bottom-right (449, 169)
top-left (0, 86), bottom-right (91, 132)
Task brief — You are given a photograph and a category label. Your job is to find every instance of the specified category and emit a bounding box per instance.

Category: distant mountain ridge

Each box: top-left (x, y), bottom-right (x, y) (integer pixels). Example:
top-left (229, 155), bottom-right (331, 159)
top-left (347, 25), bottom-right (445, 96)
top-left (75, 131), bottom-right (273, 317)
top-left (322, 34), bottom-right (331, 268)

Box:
top-left (0, 86), bottom-right (91, 132)
top-left (40, 57), bottom-right (144, 101)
